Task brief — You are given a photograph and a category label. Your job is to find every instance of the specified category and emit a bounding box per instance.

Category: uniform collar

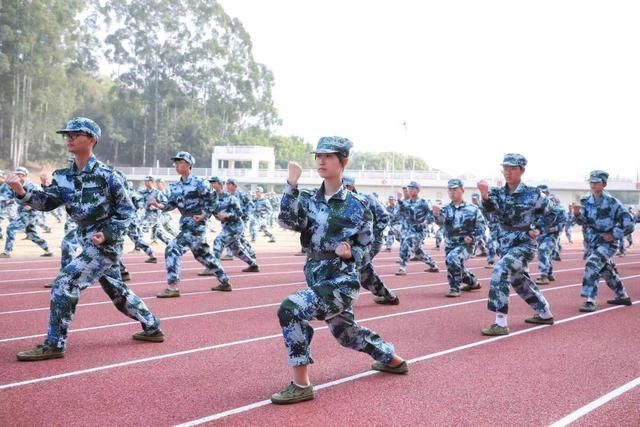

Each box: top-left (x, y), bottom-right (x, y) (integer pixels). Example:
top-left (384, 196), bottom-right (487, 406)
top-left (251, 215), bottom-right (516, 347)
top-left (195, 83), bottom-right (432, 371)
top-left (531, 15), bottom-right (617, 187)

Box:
top-left (504, 181), bottom-right (527, 194)
top-left (69, 155), bottom-right (99, 175)
top-left (316, 182), bottom-right (348, 202)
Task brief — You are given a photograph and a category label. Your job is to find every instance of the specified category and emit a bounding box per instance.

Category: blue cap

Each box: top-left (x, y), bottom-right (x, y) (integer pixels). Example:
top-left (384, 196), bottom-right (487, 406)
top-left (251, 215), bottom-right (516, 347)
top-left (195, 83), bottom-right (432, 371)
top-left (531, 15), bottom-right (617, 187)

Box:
top-left (447, 178), bottom-right (464, 189)
top-left (471, 192), bottom-right (480, 199)
top-left (388, 195), bottom-right (396, 200)
top-left (226, 178), bottom-right (238, 185)
top-left (589, 170), bottom-right (609, 183)
top-left (14, 166), bottom-right (29, 175)
top-left (155, 177), bottom-right (165, 183)
top-left (342, 176), bottom-right (356, 186)
top-left (56, 117), bottom-right (101, 140)
top-left (311, 136), bottom-right (353, 157)
top-left (501, 153), bottom-right (527, 168)
top-left (407, 181), bottom-right (420, 190)
top-left (144, 175), bottom-right (154, 182)
top-left (208, 176), bottom-right (223, 183)
top-left (256, 186), bottom-right (264, 192)
top-left (171, 151), bottom-right (195, 166)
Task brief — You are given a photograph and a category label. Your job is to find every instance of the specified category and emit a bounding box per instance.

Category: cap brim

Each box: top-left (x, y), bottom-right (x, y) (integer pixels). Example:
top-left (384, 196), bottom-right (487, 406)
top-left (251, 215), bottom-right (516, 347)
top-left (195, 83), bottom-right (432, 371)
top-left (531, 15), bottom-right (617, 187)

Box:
top-left (448, 185), bottom-right (462, 189)
top-left (501, 162), bottom-right (519, 167)
top-left (56, 128), bottom-right (74, 134)
top-left (311, 149), bottom-right (340, 154)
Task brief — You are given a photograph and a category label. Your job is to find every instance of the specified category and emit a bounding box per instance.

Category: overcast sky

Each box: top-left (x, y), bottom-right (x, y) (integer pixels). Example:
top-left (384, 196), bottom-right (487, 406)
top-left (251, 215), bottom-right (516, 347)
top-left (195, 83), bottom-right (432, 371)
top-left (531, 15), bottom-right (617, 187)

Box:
top-left (220, 0), bottom-right (640, 182)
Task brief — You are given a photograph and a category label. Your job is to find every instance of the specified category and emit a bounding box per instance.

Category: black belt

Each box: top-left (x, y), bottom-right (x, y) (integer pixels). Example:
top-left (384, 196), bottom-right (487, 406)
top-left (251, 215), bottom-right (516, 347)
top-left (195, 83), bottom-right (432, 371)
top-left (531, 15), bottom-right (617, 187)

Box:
top-left (305, 250), bottom-right (339, 261)
top-left (501, 225), bottom-right (531, 232)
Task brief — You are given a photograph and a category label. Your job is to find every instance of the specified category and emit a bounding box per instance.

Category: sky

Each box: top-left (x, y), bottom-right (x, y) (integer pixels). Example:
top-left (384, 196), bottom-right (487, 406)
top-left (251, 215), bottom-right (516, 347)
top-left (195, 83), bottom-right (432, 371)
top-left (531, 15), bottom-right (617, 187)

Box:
top-left (219, 0), bottom-right (640, 182)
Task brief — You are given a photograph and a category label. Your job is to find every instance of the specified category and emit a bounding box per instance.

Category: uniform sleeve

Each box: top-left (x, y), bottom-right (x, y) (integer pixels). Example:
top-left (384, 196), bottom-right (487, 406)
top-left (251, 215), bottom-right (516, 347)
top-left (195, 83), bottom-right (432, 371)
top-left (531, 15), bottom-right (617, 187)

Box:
top-left (473, 208), bottom-right (485, 240)
top-left (531, 192), bottom-right (549, 231)
top-left (278, 184), bottom-right (308, 232)
top-left (17, 177), bottom-right (65, 212)
top-left (101, 172), bottom-right (135, 245)
top-left (351, 201), bottom-right (373, 267)
top-left (613, 203), bottom-right (635, 239)
top-left (162, 186), bottom-right (179, 212)
top-left (371, 197), bottom-right (389, 232)
top-left (481, 188), bottom-right (499, 213)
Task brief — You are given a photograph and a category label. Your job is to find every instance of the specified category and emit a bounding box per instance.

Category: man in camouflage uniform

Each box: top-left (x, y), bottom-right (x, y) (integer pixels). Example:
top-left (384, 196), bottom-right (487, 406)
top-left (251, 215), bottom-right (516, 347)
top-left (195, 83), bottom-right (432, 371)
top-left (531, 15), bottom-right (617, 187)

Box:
top-left (433, 179), bottom-right (484, 297)
top-left (384, 195), bottom-right (401, 251)
top-left (155, 178), bottom-right (178, 238)
top-left (250, 186), bottom-right (276, 243)
top-left (0, 167), bottom-right (53, 258)
top-left (207, 176), bottom-right (260, 273)
top-left (564, 204), bottom-right (575, 243)
top-left (123, 180), bottom-right (157, 263)
top-left (6, 117), bottom-right (163, 361)
top-left (573, 170), bottom-right (635, 312)
top-left (272, 136), bottom-right (407, 405)
top-left (150, 152), bottom-right (232, 296)
top-left (220, 178), bottom-right (255, 261)
top-left (477, 153), bottom-right (554, 336)
top-left (0, 171), bottom-right (13, 240)
top-left (534, 186), bottom-right (566, 285)
top-left (343, 176), bottom-right (398, 305)
top-left (470, 193), bottom-right (489, 257)
top-left (395, 181), bottom-right (439, 275)
top-left (140, 176), bottom-right (171, 245)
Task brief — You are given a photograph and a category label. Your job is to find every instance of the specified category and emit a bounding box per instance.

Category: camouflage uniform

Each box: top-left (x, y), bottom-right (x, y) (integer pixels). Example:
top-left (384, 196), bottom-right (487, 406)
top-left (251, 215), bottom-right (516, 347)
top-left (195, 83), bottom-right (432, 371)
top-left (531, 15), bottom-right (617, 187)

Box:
top-left (565, 208), bottom-right (575, 243)
top-left (395, 182), bottom-right (439, 273)
top-left (224, 182), bottom-right (256, 259)
top-left (536, 192), bottom-right (566, 281)
top-left (0, 179), bottom-right (15, 240)
top-left (250, 191), bottom-right (276, 242)
top-left (125, 185), bottom-right (155, 258)
top-left (576, 171), bottom-right (635, 304)
top-left (384, 196), bottom-right (401, 251)
top-left (60, 216), bottom-right (80, 268)
top-left (276, 137), bottom-right (396, 367)
top-left (162, 156), bottom-right (229, 287)
top-left (212, 190), bottom-right (258, 267)
top-left (139, 178), bottom-right (171, 245)
top-left (481, 155), bottom-right (552, 318)
top-left (434, 180), bottom-right (485, 293)
top-left (17, 154), bottom-right (161, 350)
top-left (3, 175), bottom-right (51, 255)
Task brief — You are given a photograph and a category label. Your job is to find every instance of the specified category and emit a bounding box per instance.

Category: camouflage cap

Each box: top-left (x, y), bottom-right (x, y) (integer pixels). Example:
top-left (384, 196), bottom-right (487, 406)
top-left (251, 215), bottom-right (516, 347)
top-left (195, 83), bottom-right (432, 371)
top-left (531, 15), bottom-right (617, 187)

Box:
top-left (226, 178), bottom-right (238, 186)
top-left (342, 176), bottom-right (356, 186)
top-left (56, 117), bottom-right (101, 140)
top-left (589, 170), bottom-right (609, 183)
top-left (501, 153), bottom-right (527, 168)
top-left (388, 194), bottom-right (396, 200)
top-left (536, 184), bottom-right (549, 193)
top-left (471, 192), bottom-right (480, 199)
top-left (311, 136), bottom-right (353, 157)
top-left (171, 151), bottom-right (195, 166)
top-left (155, 177), bottom-right (165, 183)
top-left (144, 175), bottom-right (154, 182)
top-left (14, 166), bottom-right (29, 175)
top-left (447, 178), bottom-right (464, 189)
top-left (208, 176), bottom-right (223, 183)
top-left (407, 181), bottom-right (420, 190)
top-left (256, 186), bottom-right (264, 192)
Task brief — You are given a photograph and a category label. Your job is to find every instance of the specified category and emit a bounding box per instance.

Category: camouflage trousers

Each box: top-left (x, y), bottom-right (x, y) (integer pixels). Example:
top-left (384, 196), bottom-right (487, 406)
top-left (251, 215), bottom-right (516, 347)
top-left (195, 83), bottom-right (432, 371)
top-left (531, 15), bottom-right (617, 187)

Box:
top-left (581, 243), bottom-right (626, 300)
top-left (215, 223), bottom-right (256, 265)
top-left (385, 224), bottom-right (401, 250)
top-left (166, 224), bottom-right (228, 285)
top-left (47, 238), bottom-right (160, 349)
top-left (445, 245), bottom-right (475, 292)
top-left (565, 225), bottom-right (573, 243)
top-left (488, 244), bottom-right (551, 315)
top-left (277, 258), bottom-right (395, 366)
top-left (4, 216), bottom-right (49, 253)
top-left (435, 228), bottom-right (443, 248)
top-left (474, 235), bottom-right (488, 255)
top-left (399, 231), bottom-right (437, 268)
top-left (249, 216), bottom-right (274, 241)
top-left (160, 213), bottom-right (178, 237)
top-left (360, 261), bottom-right (395, 300)
top-left (60, 227), bottom-right (80, 268)
top-left (536, 234), bottom-right (559, 276)
top-left (126, 222), bottom-right (153, 257)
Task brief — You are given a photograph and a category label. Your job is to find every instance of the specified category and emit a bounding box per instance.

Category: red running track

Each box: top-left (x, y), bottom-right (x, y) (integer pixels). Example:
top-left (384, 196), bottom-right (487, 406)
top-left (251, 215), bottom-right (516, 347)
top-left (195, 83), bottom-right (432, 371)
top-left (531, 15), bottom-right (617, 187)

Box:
top-left (0, 240), bottom-right (639, 426)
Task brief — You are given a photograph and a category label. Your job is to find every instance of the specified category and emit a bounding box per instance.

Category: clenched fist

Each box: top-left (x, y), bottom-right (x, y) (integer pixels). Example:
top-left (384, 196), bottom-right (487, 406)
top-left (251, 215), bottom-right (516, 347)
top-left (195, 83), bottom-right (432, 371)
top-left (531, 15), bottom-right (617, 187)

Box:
top-left (477, 180), bottom-right (489, 199)
top-left (335, 241), bottom-right (352, 260)
top-left (287, 161), bottom-right (303, 186)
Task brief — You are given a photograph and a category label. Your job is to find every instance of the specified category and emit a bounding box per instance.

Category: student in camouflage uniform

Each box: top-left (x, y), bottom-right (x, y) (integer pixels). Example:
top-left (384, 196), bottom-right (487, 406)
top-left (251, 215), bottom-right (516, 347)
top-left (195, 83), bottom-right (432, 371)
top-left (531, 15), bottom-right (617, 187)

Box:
top-left (250, 186), bottom-right (276, 243)
top-left (477, 153), bottom-right (555, 336)
top-left (123, 180), bottom-right (157, 263)
top-left (384, 195), bottom-right (401, 251)
top-left (343, 176), bottom-right (399, 305)
top-left (573, 170), bottom-right (635, 312)
top-left (0, 172), bottom-right (14, 240)
top-left (432, 179), bottom-right (484, 297)
top-left (206, 176), bottom-right (260, 273)
top-left (0, 167), bottom-right (53, 258)
top-left (564, 204), bottom-right (575, 243)
top-left (149, 152), bottom-right (232, 296)
top-left (534, 187), bottom-right (566, 285)
top-left (155, 178), bottom-right (179, 238)
top-left (140, 176), bottom-right (171, 245)
top-left (470, 193), bottom-right (489, 257)
top-left (272, 136), bottom-right (408, 405)
top-left (6, 117), bottom-right (163, 361)
top-left (220, 178), bottom-right (255, 261)
top-left (395, 181), bottom-right (439, 275)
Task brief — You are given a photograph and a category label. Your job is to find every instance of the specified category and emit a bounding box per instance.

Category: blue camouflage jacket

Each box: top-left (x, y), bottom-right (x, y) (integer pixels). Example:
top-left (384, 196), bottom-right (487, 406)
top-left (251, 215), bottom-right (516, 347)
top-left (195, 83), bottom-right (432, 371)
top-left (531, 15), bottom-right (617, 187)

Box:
top-left (575, 191), bottom-right (634, 247)
top-left (17, 155), bottom-right (134, 245)
top-left (162, 174), bottom-right (216, 229)
top-left (434, 201), bottom-right (485, 247)
top-left (394, 197), bottom-right (434, 233)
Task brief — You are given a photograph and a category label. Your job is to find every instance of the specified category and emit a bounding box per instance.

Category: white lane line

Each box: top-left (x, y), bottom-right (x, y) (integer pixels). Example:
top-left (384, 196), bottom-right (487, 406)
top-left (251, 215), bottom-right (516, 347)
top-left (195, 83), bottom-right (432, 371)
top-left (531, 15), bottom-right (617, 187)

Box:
top-left (1, 284), bottom-right (637, 392)
top-left (174, 301), bottom-right (640, 426)
top-left (548, 376), bottom-right (640, 427)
